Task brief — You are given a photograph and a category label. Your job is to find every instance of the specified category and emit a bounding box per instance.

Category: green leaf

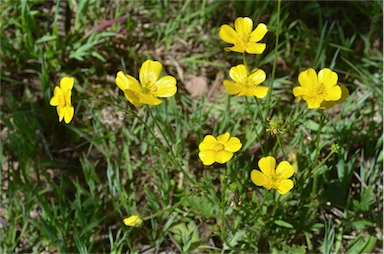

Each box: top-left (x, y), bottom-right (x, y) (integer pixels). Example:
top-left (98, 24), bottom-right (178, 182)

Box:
top-left (347, 235), bottom-right (377, 254)
top-left (36, 35), bottom-right (57, 44)
top-left (274, 220), bottom-right (294, 228)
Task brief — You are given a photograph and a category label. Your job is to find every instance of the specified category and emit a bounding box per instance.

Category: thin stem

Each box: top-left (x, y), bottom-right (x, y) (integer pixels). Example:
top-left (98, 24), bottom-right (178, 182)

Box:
top-left (245, 97), bottom-right (265, 155)
top-left (146, 105), bottom-right (173, 154)
top-left (264, 0), bottom-right (281, 120)
top-left (311, 114), bottom-right (325, 196)
top-left (220, 166), bottom-right (229, 242)
top-left (142, 193), bottom-right (191, 221)
top-left (253, 96), bottom-right (264, 124)
top-left (145, 105), bottom-right (194, 184)
top-left (275, 133), bottom-right (287, 159)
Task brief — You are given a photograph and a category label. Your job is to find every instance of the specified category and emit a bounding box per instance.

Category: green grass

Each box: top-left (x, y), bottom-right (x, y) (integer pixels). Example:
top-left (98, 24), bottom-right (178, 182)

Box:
top-left (1, 0), bottom-right (383, 253)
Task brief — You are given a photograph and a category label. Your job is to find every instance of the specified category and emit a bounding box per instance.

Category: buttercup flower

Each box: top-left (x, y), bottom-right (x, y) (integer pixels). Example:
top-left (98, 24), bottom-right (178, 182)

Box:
top-left (49, 77), bottom-right (74, 124)
top-left (116, 60), bottom-right (177, 108)
top-left (250, 156), bottom-right (294, 195)
top-left (123, 215), bottom-right (143, 227)
top-left (293, 68), bottom-right (349, 109)
top-left (198, 132), bottom-right (242, 166)
top-left (219, 17), bottom-right (268, 54)
top-left (224, 64), bottom-right (268, 98)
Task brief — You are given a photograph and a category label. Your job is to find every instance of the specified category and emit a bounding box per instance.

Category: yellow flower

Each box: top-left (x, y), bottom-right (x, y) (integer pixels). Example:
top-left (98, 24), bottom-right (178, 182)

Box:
top-left (293, 68), bottom-right (349, 109)
top-left (198, 132), bottom-right (242, 166)
top-left (115, 60), bottom-right (177, 108)
top-left (219, 17), bottom-right (268, 54)
top-left (224, 64), bottom-right (268, 98)
top-left (123, 215), bottom-right (143, 227)
top-left (49, 77), bottom-right (74, 124)
top-left (250, 156), bottom-right (294, 195)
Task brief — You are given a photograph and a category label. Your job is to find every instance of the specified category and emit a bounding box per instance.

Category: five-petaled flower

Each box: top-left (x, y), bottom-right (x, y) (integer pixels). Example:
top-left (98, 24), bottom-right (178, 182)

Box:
top-left (49, 77), bottom-right (75, 124)
top-left (293, 68), bottom-right (349, 109)
top-left (123, 215), bottom-right (143, 227)
top-left (198, 132), bottom-right (242, 166)
top-left (115, 60), bottom-right (177, 108)
top-left (219, 17), bottom-right (268, 54)
top-left (224, 64), bottom-right (268, 98)
top-left (250, 156), bottom-right (294, 195)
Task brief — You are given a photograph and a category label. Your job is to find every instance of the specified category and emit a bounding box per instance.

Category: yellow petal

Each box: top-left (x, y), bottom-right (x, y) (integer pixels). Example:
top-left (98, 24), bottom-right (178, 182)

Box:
top-left (250, 23), bottom-right (268, 42)
top-left (318, 68), bottom-right (338, 88)
top-left (140, 60), bottom-right (162, 86)
top-left (155, 76), bottom-right (177, 97)
top-left (225, 137), bottom-right (242, 152)
top-left (116, 71), bottom-right (140, 91)
top-left (235, 17), bottom-right (253, 36)
top-left (57, 106), bottom-right (65, 122)
top-left (199, 135), bottom-right (217, 150)
top-left (276, 179), bottom-right (294, 194)
top-left (258, 156), bottom-right (276, 178)
top-left (298, 68), bottom-right (317, 88)
top-left (60, 77), bottom-right (74, 93)
top-left (65, 90), bottom-right (72, 107)
top-left (321, 86), bottom-right (349, 109)
top-left (306, 97), bottom-right (322, 109)
top-left (224, 80), bottom-right (240, 95)
top-left (123, 215), bottom-right (143, 227)
top-left (219, 24), bottom-right (237, 44)
top-left (229, 64), bottom-right (248, 84)
top-left (199, 150), bottom-right (216, 166)
top-left (138, 93), bottom-right (162, 106)
top-left (275, 161), bottom-right (294, 179)
top-left (253, 86), bottom-right (269, 98)
top-left (216, 132), bottom-right (230, 143)
top-left (324, 86), bottom-right (342, 101)
top-left (250, 170), bottom-right (267, 186)
top-left (339, 85), bottom-right (349, 102)
top-left (50, 88), bottom-right (61, 106)
top-left (215, 150), bottom-right (233, 164)
top-left (292, 86), bottom-right (305, 97)
top-left (50, 96), bottom-right (59, 106)
top-left (248, 69), bottom-right (266, 85)
top-left (64, 106), bottom-right (74, 124)
top-left (245, 43), bottom-right (266, 54)
top-left (53, 86), bottom-right (63, 97)
top-left (226, 44), bottom-right (246, 53)
top-left (123, 90), bottom-right (144, 108)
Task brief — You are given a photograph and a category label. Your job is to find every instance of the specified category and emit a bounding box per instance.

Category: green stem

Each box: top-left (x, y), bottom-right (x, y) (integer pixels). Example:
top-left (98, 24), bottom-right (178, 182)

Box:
top-left (142, 193), bottom-right (191, 221)
top-left (145, 105), bottom-right (194, 184)
top-left (245, 97), bottom-right (265, 155)
top-left (220, 165), bottom-right (229, 242)
top-left (312, 150), bottom-right (336, 174)
top-left (311, 113), bottom-right (325, 196)
top-left (275, 133), bottom-right (287, 159)
top-left (264, 0), bottom-right (281, 120)
top-left (253, 96), bottom-right (264, 124)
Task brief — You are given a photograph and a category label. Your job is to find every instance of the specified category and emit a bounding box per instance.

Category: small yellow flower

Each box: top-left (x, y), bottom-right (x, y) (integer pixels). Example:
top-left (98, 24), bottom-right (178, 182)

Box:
top-left (115, 60), bottom-right (177, 108)
top-left (198, 132), bottom-right (242, 166)
top-left (250, 156), bottom-right (294, 195)
top-left (123, 215), bottom-right (143, 227)
top-left (219, 17), bottom-right (268, 54)
top-left (49, 77), bottom-right (74, 124)
top-left (293, 68), bottom-right (349, 109)
top-left (224, 64), bottom-right (268, 98)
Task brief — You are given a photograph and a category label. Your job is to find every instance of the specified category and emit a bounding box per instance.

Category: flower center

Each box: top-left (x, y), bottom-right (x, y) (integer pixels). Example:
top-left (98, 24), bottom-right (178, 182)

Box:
top-left (212, 143), bottom-right (225, 152)
top-left (311, 82), bottom-right (327, 99)
top-left (141, 81), bottom-right (156, 94)
top-left (269, 172), bottom-right (281, 189)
